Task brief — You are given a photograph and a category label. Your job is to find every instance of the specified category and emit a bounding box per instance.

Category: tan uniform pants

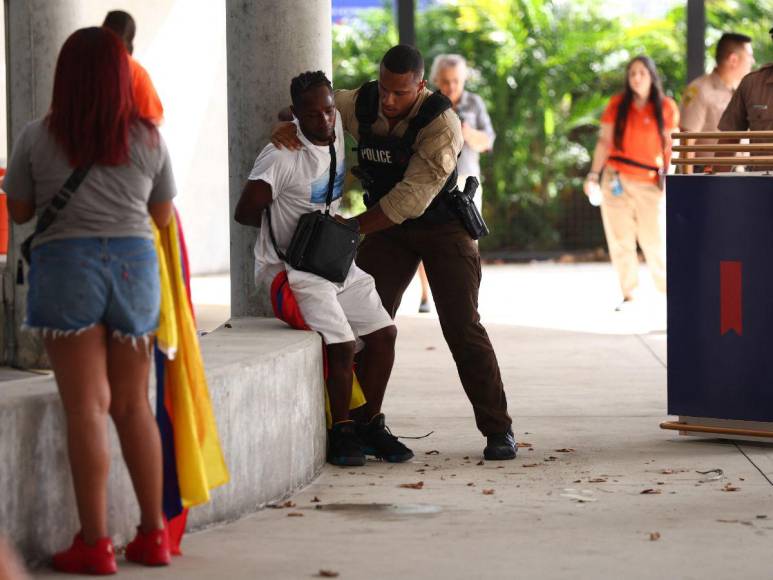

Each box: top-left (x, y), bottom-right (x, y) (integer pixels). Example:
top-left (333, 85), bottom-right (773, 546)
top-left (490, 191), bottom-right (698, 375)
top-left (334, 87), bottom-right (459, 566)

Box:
top-left (600, 171), bottom-right (666, 299)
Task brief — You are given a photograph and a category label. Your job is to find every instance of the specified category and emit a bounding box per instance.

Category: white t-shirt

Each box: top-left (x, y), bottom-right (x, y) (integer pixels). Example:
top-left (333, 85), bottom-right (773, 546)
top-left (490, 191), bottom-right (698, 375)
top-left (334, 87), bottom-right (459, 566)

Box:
top-left (248, 114), bottom-right (346, 284)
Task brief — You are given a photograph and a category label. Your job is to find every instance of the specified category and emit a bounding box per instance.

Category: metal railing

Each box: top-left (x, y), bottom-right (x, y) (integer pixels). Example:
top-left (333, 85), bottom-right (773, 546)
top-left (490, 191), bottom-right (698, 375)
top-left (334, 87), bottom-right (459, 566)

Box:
top-left (672, 130), bottom-right (773, 168)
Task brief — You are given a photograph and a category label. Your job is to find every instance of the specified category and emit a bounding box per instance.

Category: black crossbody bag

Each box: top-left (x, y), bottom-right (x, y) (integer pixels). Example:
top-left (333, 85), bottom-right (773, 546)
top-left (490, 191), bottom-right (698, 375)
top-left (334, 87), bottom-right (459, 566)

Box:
top-left (266, 142), bottom-right (359, 284)
top-left (21, 166), bottom-right (91, 264)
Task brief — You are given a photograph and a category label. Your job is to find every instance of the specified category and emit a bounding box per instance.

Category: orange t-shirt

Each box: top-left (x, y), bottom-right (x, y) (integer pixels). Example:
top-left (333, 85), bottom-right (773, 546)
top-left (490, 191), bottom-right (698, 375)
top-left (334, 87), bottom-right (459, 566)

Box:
top-left (601, 93), bottom-right (679, 181)
top-left (129, 56), bottom-right (164, 125)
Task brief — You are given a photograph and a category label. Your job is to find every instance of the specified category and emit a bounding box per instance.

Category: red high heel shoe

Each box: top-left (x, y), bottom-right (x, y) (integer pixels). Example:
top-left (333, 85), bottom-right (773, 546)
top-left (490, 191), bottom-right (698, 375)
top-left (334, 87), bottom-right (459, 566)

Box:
top-left (52, 533), bottom-right (117, 575)
top-left (125, 523), bottom-right (171, 566)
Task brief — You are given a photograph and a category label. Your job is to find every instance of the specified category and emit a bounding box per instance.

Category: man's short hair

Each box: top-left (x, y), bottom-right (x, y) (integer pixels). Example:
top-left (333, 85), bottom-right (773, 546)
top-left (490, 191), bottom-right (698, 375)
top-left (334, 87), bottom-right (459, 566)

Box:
top-left (290, 71), bottom-right (332, 109)
top-left (103, 10), bottom-right (135, 38)
top-left (429, 54), bottom-right (468, 83)
top-left (716, 32), bottom-right (752, 64)
top-left (381, 45), bottom-right (424, 79)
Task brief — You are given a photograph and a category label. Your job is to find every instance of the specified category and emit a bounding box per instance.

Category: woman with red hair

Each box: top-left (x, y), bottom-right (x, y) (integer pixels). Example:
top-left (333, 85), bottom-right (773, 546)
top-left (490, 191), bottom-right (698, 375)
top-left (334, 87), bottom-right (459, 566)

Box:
top-left (4, 27), bottom-right (176, 574)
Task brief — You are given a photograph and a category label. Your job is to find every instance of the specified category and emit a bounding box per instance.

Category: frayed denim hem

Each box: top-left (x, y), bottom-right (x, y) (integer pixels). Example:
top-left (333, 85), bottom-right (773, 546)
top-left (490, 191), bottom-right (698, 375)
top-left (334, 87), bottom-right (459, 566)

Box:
top-left (111, 329), bottom-right (155, 353)
top-left (21, 322), bottom-right (99, 339)
top-left (22, 323), bottom-right (155, 352)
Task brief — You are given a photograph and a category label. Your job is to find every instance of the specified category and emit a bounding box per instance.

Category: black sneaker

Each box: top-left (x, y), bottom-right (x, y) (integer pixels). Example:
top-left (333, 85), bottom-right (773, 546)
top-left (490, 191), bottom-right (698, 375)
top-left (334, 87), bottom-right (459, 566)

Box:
top-left (483, 429), bottom-right (517, 460)
top-left (328, 421), bottom-right (366, 466)
top-left (357, 413), bottom-right (414, 463)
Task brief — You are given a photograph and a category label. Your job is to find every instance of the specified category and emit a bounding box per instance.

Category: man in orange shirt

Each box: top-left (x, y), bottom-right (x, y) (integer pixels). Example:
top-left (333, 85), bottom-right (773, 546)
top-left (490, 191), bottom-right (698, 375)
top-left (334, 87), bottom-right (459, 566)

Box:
top-left (103, 10), bottom-right (164, 124)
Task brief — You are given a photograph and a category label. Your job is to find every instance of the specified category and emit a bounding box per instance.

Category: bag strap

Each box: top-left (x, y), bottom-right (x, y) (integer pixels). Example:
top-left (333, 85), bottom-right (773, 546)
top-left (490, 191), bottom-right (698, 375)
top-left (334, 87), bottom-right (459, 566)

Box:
top-left (266, 140), bottom-right (337, 260)
top-left (34, 166), bottom-right (91, 237)
top-left (608, 155), bottom-right (661, 174)
top-left (324, 141), bottom-right (337, 213)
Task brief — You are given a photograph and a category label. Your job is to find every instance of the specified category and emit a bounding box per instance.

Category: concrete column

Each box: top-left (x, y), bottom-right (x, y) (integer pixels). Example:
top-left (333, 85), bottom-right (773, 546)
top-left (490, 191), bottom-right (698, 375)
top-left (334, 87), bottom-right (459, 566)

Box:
top-left (226, 0), bottom-right (332, 317)
top-left (396, 0), bottom-right (416, 47)
top-left (3, 1), bottom-right (84, 368)
top-left (686, 0), bottom-right (706, 83)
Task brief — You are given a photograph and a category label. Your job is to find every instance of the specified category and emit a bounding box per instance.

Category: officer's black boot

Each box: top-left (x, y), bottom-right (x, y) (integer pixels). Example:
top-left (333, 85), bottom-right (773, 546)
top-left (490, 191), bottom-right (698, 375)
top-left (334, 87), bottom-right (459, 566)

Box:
top-left (483, 428), bottom-right (517, 460)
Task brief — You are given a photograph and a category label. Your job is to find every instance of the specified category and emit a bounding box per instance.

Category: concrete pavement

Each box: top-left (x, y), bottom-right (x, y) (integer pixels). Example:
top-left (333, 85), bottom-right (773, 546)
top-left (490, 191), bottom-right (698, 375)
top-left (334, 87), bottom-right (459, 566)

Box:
top-left (33, 263), bottom-right (773, 579)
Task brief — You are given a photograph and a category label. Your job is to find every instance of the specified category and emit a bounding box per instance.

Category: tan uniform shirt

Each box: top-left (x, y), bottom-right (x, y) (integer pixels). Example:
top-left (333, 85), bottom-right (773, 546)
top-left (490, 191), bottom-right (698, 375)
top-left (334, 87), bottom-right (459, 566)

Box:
top-left (335, 87), bottom-right (463, 224)
top-left (680, 69), bottom-right (734, 153)
top-left (718, 63), bottom-right (773, 132)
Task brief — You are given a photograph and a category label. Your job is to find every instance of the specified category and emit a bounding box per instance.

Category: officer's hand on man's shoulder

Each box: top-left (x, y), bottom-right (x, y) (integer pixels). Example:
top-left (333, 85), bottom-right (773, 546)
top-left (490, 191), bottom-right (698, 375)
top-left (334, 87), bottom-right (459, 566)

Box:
top-left (271, 122), bottom-right (302, 151)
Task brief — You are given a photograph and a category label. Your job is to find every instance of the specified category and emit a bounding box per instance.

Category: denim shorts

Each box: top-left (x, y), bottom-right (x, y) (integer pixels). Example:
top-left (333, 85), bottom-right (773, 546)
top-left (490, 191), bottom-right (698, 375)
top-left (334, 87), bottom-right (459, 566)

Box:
top-left (26, 237), bottom-right (160, 340)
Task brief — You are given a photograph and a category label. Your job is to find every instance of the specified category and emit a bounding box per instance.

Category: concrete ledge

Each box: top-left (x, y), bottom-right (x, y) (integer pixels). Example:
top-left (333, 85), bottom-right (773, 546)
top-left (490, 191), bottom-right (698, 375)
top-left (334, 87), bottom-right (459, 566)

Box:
top-left (0, 317), bottom-right (325, 564)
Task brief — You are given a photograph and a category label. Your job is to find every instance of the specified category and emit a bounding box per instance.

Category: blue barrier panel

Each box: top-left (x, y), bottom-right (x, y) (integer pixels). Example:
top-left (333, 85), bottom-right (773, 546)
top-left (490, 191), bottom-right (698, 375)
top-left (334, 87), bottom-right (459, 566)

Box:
top-left (667, 174), bottom-right (773, 422)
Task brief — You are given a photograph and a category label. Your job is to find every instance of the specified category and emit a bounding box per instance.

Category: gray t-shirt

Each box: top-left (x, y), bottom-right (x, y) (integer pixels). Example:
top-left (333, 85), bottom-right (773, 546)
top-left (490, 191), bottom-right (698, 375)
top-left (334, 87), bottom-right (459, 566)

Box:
top-left (3, 119), bottom-right (176, 247)
top-left (455, 91), bottom-right (496, 177)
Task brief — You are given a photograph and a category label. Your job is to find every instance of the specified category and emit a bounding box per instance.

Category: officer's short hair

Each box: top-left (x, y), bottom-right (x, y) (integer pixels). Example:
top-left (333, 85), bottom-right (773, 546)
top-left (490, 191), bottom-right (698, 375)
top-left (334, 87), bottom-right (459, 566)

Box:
top-left (429, 54), bottom-right (468, 84)
top-left (290, 71), bottom-right (332, 109)
top-left (382, 45), bottom-right (424, 80)
top-left (716, 32), bottom-right (752, 64)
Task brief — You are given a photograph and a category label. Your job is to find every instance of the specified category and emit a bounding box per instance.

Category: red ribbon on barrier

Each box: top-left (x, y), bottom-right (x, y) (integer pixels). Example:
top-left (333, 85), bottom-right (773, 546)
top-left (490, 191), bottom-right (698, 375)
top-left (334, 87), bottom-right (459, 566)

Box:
top-left (720, 260), bottom-right (742, 336)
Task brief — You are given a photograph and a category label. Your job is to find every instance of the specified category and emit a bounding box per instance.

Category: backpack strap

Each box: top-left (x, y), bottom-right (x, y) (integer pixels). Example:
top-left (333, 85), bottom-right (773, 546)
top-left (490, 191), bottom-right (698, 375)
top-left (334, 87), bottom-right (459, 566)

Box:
top-left (354, 80), bottom-right (380, 139)
top-left (401, 90), bottom-right (453, 148)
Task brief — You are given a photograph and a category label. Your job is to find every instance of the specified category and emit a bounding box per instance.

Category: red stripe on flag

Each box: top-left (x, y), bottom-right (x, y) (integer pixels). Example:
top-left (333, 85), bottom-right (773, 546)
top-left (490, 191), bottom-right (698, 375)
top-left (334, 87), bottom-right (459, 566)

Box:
top-left (720, 260), bottom-right (742, 336)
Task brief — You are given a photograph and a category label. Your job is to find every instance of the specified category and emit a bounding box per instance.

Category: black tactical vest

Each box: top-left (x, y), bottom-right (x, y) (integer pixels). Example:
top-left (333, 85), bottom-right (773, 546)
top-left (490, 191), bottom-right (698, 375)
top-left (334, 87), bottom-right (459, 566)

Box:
top-left (353, 81), bottom-right (459, 224)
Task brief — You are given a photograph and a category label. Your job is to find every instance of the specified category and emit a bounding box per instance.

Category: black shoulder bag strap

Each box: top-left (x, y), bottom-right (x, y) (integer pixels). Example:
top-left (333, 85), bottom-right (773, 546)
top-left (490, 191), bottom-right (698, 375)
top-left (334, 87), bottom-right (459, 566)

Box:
top-left (266, 141), bottom-right (337, 261)
top-left (20, 165), bottom-right (91, 267)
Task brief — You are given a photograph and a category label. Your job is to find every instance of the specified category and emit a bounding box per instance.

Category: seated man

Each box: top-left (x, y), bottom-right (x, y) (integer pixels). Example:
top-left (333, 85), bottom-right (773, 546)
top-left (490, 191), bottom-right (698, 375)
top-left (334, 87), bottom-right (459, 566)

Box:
top-left (234, 71), bottom-right (412, 466)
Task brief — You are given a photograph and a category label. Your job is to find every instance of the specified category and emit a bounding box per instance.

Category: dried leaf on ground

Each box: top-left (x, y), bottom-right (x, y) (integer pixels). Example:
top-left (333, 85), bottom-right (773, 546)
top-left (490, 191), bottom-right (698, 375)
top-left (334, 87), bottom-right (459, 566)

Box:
top-left (649, 532), bottom-right (661, 541)
top-left (722, 483), bottom-right (740, 492)
top-left (717, 519), bottom-right (740, 524)
top-left (467, 483), bottom-right (475, 486)
top-left (555, 448), bottom-right (575, 453)
top-left (588, 478), bottom-right (608, 483)
top-left (317, 570), bottom-right (339, 578)
top-left (544, 456), bottom-right (558, 462)
top-left (641, 489), bottom-right (662, 495)
top-left (522, 463), bottom-right (540, 468)
top-left (482, 489), bottom-right (495, 495)
top-left (398, 481), bottom-right (424, 489)
top-left (517, 442), bottom-right (533, 448)
top-left (660, 468), bottom-right (674, 475)
top-left (463, 456), bottom-right (470, 460)
top-left (311, 496), bottom-right (321, 503)
top-left (425, 450), bottom-right (440, 455)
top-left (287, 512), bottom-right (304, 517)
top-left (476, 460), bottom-right (485, 466)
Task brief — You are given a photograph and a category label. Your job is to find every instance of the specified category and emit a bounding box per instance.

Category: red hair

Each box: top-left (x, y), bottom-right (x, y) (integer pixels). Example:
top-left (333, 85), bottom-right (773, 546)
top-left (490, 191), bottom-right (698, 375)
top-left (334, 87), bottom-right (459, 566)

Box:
top-left (47, 27), bottom-right (155, 167)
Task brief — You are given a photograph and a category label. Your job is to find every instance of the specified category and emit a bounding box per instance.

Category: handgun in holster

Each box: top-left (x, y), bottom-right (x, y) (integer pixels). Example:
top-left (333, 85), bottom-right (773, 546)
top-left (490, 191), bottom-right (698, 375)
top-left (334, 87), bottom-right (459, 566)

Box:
top-left (449, 176), bottom-right (489, 240)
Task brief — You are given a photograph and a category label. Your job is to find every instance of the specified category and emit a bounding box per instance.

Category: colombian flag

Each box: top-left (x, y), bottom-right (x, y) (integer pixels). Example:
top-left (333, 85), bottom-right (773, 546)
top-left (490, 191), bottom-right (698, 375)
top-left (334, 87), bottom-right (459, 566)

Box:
top-left (153, 211), bottom-right (229, 554)
top-left (270, 271), bottom-right (366, 427)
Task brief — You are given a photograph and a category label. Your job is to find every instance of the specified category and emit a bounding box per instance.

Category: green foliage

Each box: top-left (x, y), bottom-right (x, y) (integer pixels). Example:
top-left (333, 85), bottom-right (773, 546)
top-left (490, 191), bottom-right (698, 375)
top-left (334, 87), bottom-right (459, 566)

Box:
top-left (333, 0), bottom-right (773, 251)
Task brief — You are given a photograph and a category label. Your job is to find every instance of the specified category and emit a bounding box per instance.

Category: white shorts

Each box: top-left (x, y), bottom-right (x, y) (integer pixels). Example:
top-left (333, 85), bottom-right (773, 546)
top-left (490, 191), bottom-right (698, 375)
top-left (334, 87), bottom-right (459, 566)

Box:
top-left (285, 265), bottom-right (394, 345)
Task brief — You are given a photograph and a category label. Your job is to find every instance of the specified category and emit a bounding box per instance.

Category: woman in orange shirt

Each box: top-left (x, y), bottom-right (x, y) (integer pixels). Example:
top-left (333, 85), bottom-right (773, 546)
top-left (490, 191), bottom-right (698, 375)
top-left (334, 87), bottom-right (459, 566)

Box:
top-left (584, 56), bottom-right (679, 310)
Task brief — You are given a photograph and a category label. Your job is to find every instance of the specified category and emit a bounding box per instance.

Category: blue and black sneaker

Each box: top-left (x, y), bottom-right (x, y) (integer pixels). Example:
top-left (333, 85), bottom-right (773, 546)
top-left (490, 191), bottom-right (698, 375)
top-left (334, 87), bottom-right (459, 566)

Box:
top-left (328, 421), bottom-right (366, 466)
top-left (356, 413), bottom-right (414, 463)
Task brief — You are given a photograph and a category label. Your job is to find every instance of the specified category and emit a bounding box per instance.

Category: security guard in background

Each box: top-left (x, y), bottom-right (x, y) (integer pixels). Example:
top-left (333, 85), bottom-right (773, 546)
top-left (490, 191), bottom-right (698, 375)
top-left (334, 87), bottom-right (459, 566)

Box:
top-left (273, 45), bottom-right (516, 460)
top-left (717, 27), bottom-right (773, 169)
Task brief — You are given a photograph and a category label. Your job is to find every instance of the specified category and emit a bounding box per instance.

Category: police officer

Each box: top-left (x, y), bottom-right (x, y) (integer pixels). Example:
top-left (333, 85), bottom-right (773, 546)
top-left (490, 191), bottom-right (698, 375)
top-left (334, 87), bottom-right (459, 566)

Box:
top-left (273, 45), bottom-right (516, 460)
top-left (680, 32), bottom-right (754, 172)
top-left (717, 27), bottom-right (773, 169)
